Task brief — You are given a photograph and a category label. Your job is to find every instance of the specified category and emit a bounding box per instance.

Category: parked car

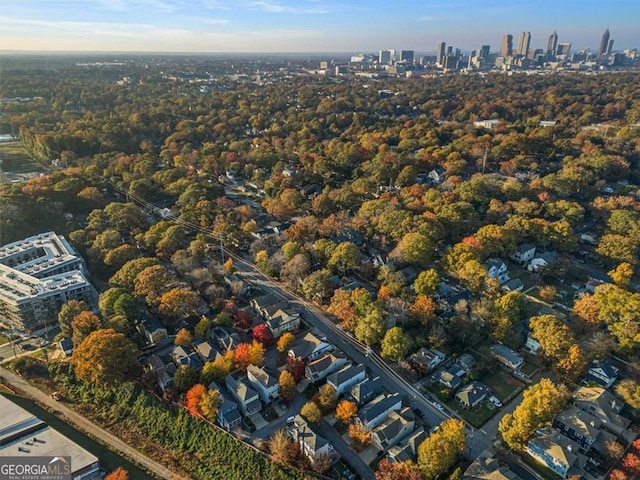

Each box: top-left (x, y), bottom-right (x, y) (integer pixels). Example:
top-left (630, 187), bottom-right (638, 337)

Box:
top-left (432, 401), bottom-right (445, 411)
top-left (413, 407), bottom-right (425, 419)
top-left (488, 396), bottom-right (503, 408)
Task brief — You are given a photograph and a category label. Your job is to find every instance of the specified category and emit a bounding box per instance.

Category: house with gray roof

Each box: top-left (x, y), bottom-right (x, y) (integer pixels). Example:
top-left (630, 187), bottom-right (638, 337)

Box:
top-left (456, 381), bottom-right (490, 409)
top-left (527, 251), bottom-right (558, 272)
top-left (246, 364), bottom-right (280, 404)
top-left (464, 449), bottom-right (523, 480)
top-left (225, 373), bottom-right (261, 416)
top-left (436, 367), bottom-right (463, 390)
top-left (305, 352), bottom-right (348, 383)
top-left (358, 393), bottom-right (402, 430)
top-left (490, 344), bottom-right (524, 370)
top-left (349, 376), bottom-right (384, 407)
top-left (585, 359), bottom-right (619, 389)
top-left (193, 339), bottom-right (220, 363)
top-left (292, 415), bottom-right (336, 462)
top-left (326, 364), bottom-right (366, 397)
top-left (510, 243), bottom-right (536, 266)
top-left (288, 332), bottom-right (333, 362)
top-left (209, 383), bottom-right (242, 431)
top-left (387, 427), bottom-right (427, 464)
top-left (485, 258), bottom-right (510, 284)
top-left (371, 407), bottom-right (415, 451)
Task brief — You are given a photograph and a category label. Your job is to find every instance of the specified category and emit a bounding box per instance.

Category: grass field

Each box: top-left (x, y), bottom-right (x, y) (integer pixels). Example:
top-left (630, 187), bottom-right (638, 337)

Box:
top-left (0, 334), bottom-right (9, 345)
top-left (0, 141), bottom-right (44, 173)
top-left (0, 391), bottom-right (157, 479)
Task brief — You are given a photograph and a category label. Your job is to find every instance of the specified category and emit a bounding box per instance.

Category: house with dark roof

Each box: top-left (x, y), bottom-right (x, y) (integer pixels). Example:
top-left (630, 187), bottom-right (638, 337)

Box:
top-left (510, 243), bottom-right (536, 266)
top-left (326, 364), bottom-right (366, 397)
top-left (407, 348), bottom-right (446, 373)
top-left (142, 317), bottom-right (168, 345)
top-left (485, 258), bottom-right (510, 284)
top-left (527, 251), bottom-right (558, 272)
top-left (501, 278), bottom-right (524, 292)
top-left (437, 367), bottom-right (463, 390)
top-left (143, 353), bottom-right (176, 391)
top-left (585, 359), bottom-right (619, 389)
top-left (386, 426), bottom-right (427, 464)
top-left (456, 381), bottom-right (490, 409)
top-left (371, 407), bottom-right (415, 451)
top-left (456, 353), bottom-right (476, 373)
top-left (552, 406), bottom-right (603, 452)
top-left (305, 352), bottom-right (348, 383)
top-left (169, 345), bottom-right (203, 370)
top-left (209, 383), bottom-right (242, 431)
top-left (250, 294), bottom-right (285, 315)
top-left (358, 394), bottom-right (402, 430)
top-left (212, 326), bottom-right (241, 351)
top-left (349, 376), bottom-right (384, 407)
top-left (490, 344), bottom-right (524, 370)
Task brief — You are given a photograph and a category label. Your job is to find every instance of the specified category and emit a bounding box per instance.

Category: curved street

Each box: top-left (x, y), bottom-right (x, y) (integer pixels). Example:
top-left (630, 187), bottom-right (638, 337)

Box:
top-left (0, 366), bottom-right (185, 480)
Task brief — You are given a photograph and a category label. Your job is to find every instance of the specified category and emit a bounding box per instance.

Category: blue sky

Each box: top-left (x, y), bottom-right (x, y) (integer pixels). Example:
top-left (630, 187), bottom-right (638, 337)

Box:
top-left (1, 0), bottom-right (639, 53)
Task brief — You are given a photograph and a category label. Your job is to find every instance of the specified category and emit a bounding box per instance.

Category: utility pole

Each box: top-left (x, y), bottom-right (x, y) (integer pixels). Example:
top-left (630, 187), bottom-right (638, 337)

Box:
top-left (482, 146), bottom-right (488, 174)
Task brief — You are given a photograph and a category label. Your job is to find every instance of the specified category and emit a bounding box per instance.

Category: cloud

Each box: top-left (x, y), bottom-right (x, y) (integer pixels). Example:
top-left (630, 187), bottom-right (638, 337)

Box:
top-left (417, 16), bottom-right (435, 22)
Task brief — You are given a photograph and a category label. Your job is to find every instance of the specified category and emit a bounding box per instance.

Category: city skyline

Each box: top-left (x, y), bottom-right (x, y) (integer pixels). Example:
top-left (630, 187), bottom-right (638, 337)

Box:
top-left (1, 0), bottom-right (639, 53)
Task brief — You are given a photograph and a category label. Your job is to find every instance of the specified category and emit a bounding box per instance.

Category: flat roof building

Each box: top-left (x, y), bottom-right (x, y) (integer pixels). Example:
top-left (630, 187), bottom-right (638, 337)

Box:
top-left (0, 232), bottom-right (97, 333)
top-left (0, 395), bottom-right (101, 479)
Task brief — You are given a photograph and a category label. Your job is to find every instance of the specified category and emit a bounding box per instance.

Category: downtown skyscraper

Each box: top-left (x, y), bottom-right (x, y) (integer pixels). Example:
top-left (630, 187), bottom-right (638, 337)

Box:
top-left (517, 31), bottom-right (531, 57)
top-left (500, 34), bottom-right (513, 57)
top-left (598, 28), bottom-right (610, 58)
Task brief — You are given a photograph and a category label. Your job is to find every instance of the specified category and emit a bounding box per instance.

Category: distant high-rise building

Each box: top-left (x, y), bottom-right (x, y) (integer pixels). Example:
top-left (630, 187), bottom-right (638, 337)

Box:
top-left (437, 42), bottom-right (446, 66)
top-left (379, 49), bottom-right (393, 64)
top-left (547, 31), bottom-right (558, 58)
top-left (517, 31), bottom-right (531, 57)
top-left (556, 43), bottom-right (572, 56)
top-left (597, 28), bottom-right (610, 58)
top-left (606, 39), bottom-right (614, 56)
top-left (400, 50), bottom-right (414, 64)
top-left (479, 45), bottom-right (490, 59)
top-left (500, 34), bottom-right (513, 57)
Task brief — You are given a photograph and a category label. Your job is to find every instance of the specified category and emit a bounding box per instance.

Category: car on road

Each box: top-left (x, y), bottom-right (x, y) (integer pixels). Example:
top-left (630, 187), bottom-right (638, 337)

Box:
top-left (432, 401), bottom-right (445, 411)
top-left (413, 407), bottom-right (425, 419)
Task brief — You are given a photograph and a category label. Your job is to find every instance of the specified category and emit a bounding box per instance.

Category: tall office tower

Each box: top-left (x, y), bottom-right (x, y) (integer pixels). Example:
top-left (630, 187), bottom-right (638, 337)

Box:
top-left (606, 39), bottom-right (614, 56)
top-left (437, 42), bottom-right (446, 65)
top-left (468, 50), bottom-right (477, 68)
top-left (379, 49), bottom-right (392, 64)
top-left (556, 43), bottom-right (571, 56)
top-left (547, 31), bottom-right (558, 57)
top-left (500, 34), bottom-right (513, 57)
top-left (517, 31), bottom-right (531, 56)
top-left (479, 45), bottom-right (490, 59)
top-left (400, 50), bottom-right (414, 64)
top-left (597, 28), bottom-right (610, 58)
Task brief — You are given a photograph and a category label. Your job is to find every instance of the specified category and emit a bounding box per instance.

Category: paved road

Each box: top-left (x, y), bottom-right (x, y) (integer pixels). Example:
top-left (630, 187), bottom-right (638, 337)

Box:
top-left (229, 252), bottom-right (522, 463)
top-left (318, 418), bottom-right (375, 480)
top-left (0, 366), bottom-right (185, 480)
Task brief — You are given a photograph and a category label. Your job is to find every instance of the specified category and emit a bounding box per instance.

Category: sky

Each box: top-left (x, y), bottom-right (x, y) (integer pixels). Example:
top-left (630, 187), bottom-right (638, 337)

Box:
top-left (1, 0), bottom-right (639, 54)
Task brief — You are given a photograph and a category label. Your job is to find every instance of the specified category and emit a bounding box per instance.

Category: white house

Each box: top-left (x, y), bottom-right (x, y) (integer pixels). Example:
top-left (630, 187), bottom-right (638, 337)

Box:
top-left (585, 359), bottom-right (619, 389)
top-left (485, 258), bottom-right (510, 284)
top-left (225, 373), bottom-right (261, 416)
top-left (265, 309), bottom-right (301, 338)
top-left (528, 251), bottom-right (558, 272)
top-left (246, 364), bottom-right (280, 404)
top-left (288, 332), bottom-right (333, 362)
top-left (525, 335), bottom-right (541, 354)
top-left (490, 344), bottom-right (524, 370)
top-left (293, 415), bottom-right (336, 461)
top-left (407, 348), bottom-right (446, 373)
top-left (510, 243), bottom-right (536, 265)
top-left (326, 364), bottom-right (366, 397)
top-left (473, 119), bottom-right (500, 129)
top-left (305, 352), bottom-right (349, 383)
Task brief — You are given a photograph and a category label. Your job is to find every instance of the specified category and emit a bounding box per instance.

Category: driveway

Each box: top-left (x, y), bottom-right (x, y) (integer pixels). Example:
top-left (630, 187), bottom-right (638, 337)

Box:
top-left (250, 411), bottom-right (268, 430)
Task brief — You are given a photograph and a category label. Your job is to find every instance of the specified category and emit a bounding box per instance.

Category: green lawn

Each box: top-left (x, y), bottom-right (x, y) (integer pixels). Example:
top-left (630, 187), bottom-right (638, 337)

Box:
top-left (0, 334), bottom-right (9, 345)
top-left (482, 370), bottom-right (524, 403)
top-left (455, 403), bottom-right (495, 428)
top-left (0, 141), bottom-right (43, 173)
top-left (520, 451), bottom-right (564, 480)
top-left (0, 391), bottom-right (157, 479)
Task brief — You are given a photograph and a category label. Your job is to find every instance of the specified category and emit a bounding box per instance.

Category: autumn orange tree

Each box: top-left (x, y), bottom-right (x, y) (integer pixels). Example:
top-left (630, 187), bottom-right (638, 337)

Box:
top-left (335, 400), bottom-right (358, 424)
top-left (105, 467), bottom-right (129, 480)
top-left (174, 327), bottom-right (193, 347)
top-left (72, 329), bottom-right (138, 386)
top-left (70, 311), bottom-right (103, 347)
top-left (278, 370), bottom-right (296, 402)
top-left (185, 384), bottom-right (207, 417)
top-left (157, 288), bottom-right (203, 325)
